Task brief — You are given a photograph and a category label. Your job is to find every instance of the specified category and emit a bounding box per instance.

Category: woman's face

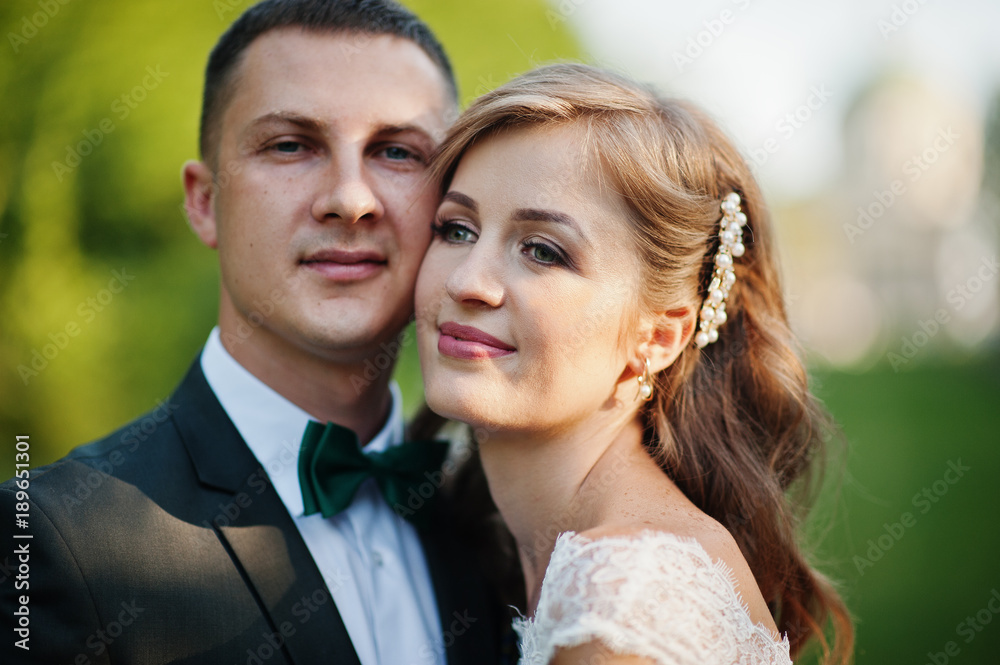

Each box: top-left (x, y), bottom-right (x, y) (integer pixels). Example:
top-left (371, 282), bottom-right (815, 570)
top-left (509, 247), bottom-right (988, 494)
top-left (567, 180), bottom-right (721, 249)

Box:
top-left (415, 123), bottom-right (646, 434)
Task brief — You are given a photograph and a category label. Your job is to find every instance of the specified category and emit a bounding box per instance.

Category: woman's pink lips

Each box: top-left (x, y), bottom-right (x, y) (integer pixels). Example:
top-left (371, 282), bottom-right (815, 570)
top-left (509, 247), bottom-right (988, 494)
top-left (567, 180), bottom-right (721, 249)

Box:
top-left (438, 322), bottom-right (515, 359)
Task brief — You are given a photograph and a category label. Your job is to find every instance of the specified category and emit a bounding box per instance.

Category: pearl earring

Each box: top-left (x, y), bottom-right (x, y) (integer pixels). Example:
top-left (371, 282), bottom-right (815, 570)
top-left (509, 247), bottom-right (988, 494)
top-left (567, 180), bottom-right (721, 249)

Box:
top-left (636, 358), bottom-right (654, 402)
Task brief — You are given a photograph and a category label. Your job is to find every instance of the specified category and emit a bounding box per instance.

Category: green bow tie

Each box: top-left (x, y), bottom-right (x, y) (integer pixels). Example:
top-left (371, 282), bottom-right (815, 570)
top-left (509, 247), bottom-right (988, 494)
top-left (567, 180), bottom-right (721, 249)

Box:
top-left (297, 420), bottom-right (449, 531)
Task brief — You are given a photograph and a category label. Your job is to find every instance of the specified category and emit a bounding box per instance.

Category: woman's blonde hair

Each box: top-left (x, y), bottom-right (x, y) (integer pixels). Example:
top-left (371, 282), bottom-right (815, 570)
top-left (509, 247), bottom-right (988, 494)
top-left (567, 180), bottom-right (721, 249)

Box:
top-left (428, 63), bottom-right (853, 662)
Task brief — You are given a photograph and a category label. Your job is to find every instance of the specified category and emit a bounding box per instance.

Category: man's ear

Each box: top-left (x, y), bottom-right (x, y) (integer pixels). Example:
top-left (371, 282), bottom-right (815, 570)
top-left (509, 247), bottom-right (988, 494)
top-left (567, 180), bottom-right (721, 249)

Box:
top-left (631, 306), bottom-right (697, 377)
top-left (182, 160), bottom-right (218, 249)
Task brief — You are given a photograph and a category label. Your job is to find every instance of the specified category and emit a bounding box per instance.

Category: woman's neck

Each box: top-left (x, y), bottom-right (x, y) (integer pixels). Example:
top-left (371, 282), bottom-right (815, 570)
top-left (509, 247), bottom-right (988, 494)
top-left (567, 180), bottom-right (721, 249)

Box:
top-left (478, 406), bottom-right (648, 613)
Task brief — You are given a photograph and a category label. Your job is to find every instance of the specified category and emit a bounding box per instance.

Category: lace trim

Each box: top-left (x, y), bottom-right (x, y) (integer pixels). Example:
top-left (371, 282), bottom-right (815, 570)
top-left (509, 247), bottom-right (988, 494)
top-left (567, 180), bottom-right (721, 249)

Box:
top-left (513, 530), bottom-right (792, 665)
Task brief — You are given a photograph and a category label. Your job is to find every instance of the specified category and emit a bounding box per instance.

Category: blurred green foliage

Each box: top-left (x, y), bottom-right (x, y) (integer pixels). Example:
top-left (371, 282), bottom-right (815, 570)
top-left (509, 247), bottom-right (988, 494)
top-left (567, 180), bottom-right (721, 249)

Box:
top-left (805, 358), bottom-right (1000, 664)
top-left (0, 0), bottom-right (580, 476)
top-left (2, 0), bottom-right (999, 662)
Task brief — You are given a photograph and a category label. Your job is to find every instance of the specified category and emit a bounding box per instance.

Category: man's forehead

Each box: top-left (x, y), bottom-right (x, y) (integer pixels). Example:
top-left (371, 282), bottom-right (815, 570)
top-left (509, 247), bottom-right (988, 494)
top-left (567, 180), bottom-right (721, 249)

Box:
top-left (240, 28), bottom-right (449, 98)
top-left (225, 28), bottom-right (453, 133)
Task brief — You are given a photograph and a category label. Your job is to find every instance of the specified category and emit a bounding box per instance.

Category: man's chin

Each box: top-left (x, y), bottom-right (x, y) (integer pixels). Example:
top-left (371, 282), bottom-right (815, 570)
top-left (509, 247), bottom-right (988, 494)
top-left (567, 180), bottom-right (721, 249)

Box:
top-left (291, 317), bottom-right (409, 362)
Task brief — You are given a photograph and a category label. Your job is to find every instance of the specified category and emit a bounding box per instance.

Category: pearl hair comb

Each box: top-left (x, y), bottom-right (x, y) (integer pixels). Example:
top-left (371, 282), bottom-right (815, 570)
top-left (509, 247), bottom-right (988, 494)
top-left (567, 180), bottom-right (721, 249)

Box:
top-left (694, 192), bottom-right (746, 349)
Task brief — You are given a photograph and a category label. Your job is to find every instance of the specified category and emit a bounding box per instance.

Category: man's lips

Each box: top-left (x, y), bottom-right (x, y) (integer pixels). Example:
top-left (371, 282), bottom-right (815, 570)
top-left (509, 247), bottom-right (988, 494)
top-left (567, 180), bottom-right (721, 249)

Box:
top-left (299, 248), bottom-right (386, 281)
top-left (438, 321), bottom-right (515, 359)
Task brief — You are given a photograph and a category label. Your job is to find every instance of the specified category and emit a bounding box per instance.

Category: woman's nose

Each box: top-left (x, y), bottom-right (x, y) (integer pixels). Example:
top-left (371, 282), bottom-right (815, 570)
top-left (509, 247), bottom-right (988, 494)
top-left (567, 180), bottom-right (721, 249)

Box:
top-left (444, 243), bottom-right (505, 309)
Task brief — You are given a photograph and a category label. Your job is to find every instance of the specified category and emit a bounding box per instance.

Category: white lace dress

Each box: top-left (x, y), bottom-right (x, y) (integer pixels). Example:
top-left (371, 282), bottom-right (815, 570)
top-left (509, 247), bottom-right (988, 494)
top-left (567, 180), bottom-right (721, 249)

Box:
top-left (513, 530), bottom-right (792, 665)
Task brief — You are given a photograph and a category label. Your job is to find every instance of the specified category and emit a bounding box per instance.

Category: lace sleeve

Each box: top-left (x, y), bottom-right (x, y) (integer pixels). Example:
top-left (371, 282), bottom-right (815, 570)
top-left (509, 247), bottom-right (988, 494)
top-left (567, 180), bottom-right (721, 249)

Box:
top-left (513, 530), bottom-right (792, 665)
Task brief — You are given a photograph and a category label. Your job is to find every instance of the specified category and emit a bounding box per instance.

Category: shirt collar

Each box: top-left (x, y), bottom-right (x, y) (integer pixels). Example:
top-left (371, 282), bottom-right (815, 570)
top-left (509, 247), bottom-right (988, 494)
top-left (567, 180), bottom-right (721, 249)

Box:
top-left (199, 327), bottom-right (405, 517)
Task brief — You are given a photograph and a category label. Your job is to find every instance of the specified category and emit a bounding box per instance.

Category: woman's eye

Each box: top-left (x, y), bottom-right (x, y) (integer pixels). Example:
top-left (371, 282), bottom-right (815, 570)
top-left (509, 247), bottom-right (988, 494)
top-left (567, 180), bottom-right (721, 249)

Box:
top-left (526, 242), bottom-right (563, 265)
top-left (384, 146), bottom-right (416, 161)
top-left (433, 221), bottom-right (477, 244)
top-left (447, 226), bottom-right (472, 242)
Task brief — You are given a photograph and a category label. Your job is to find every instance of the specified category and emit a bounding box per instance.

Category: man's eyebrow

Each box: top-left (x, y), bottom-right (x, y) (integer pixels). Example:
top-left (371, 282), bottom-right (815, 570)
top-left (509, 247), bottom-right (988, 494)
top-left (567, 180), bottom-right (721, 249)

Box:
top-left (441, 191), bottom-right (478, 213)
top-left (245, 112), bottom-right (327, 134)
top-left (244, 116), bottom-right (436, 145)
top-left (373, 123), bottom-right (435, 141)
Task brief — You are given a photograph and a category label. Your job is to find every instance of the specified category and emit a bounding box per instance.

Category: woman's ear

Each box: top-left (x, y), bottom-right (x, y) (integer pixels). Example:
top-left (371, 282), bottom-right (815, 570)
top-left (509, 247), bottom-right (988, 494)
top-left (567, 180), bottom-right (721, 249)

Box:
top-left (634, 305), bottom-right (697, 375)
top-left (182, 160), bottom-right (219, 249)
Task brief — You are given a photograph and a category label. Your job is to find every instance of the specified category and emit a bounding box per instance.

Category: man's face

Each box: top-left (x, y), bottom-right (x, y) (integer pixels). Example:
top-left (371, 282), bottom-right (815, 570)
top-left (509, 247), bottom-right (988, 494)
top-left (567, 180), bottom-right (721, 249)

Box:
top-left (198, 29), bottom-right (453, 363)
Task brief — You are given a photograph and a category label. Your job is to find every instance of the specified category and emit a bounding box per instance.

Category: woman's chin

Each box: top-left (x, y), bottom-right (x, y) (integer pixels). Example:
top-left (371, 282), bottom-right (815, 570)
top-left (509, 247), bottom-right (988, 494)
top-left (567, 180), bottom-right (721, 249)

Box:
top-left (424, 387), bottom-right (480, 425)
top-left (423, 382), bottom-right (505, 432)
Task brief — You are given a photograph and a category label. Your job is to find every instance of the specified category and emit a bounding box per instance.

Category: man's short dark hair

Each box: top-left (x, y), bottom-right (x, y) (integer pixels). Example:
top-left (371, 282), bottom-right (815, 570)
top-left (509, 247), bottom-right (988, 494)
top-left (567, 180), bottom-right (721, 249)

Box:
top-left (200, 0), bottom-right (458, 164)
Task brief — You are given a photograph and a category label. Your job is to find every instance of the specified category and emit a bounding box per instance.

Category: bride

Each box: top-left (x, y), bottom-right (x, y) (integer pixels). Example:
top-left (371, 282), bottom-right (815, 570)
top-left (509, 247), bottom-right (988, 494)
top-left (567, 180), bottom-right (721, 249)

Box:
top-left (414, 64), bottom-right (853, 664)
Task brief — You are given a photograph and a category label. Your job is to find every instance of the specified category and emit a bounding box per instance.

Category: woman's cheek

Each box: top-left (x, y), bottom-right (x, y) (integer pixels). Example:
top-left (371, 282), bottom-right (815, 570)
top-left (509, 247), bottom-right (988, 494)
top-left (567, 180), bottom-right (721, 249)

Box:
top-left (415, 248), bottom-right (447, 312)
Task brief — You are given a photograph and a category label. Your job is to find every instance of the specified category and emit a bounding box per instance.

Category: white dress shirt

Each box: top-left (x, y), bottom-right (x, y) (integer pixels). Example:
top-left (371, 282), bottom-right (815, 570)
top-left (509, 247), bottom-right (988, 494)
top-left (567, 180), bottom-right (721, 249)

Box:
top-left (200, 328), bottom-right (445, 665)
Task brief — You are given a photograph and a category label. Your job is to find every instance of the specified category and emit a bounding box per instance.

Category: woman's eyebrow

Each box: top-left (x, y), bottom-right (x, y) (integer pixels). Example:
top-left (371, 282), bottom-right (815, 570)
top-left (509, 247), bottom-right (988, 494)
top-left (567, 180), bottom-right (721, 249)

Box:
top-left (441, 191), bottom-right (478, 213)
top-left (513, 207), bottom-right (591, 247)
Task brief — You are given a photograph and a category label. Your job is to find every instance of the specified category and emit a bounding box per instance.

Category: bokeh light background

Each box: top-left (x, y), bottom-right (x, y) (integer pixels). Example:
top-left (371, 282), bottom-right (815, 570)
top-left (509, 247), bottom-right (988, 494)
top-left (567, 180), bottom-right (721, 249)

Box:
top-left (1, 0), bottom-right (998, 662)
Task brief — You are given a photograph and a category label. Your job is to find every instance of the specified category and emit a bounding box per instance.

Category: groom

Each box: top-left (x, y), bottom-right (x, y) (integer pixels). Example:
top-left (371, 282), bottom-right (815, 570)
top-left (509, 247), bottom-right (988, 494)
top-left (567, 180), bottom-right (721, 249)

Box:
top-left (0, 1), bottom-right (510, 663)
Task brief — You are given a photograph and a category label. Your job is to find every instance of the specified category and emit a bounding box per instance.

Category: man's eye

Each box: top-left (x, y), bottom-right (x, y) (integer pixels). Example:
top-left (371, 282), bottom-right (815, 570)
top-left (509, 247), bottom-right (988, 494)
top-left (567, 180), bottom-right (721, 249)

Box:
top-left (273, 141), bottom-right (303, 153)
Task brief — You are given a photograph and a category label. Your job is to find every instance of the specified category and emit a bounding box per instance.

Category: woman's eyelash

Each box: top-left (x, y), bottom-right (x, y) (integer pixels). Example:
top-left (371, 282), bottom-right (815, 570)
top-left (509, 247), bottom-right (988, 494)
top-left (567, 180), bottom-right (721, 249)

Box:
top-left (431, 218), bottom-right (477, 243)
top-left (523, 239), bottom-right (570, 268)
top-left (429, 218), bottom-right (453, 237)
top-left (430, 220), bottom-right (572, 268)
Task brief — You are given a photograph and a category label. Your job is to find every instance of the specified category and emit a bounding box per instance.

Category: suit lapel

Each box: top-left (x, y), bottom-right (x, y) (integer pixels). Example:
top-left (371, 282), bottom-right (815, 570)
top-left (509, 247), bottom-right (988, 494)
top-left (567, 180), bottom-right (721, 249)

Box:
top-left (217, 473), bottom-right (362, 665)
top-left (420, 505), bottom-right (503, 665)
top-left (170, 360), bottom-right (361, 665)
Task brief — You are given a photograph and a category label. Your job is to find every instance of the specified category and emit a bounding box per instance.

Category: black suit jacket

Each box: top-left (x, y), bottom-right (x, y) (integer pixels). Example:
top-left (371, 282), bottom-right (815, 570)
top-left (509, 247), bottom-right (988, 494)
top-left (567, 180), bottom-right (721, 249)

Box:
top-left (1, 360), bottom-right (512, 664)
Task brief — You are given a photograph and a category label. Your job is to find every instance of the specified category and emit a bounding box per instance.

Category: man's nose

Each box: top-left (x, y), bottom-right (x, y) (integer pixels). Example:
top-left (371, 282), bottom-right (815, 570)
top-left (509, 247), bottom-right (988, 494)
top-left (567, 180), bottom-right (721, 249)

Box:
top-left (311, 152), bottom-right (383, 224)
